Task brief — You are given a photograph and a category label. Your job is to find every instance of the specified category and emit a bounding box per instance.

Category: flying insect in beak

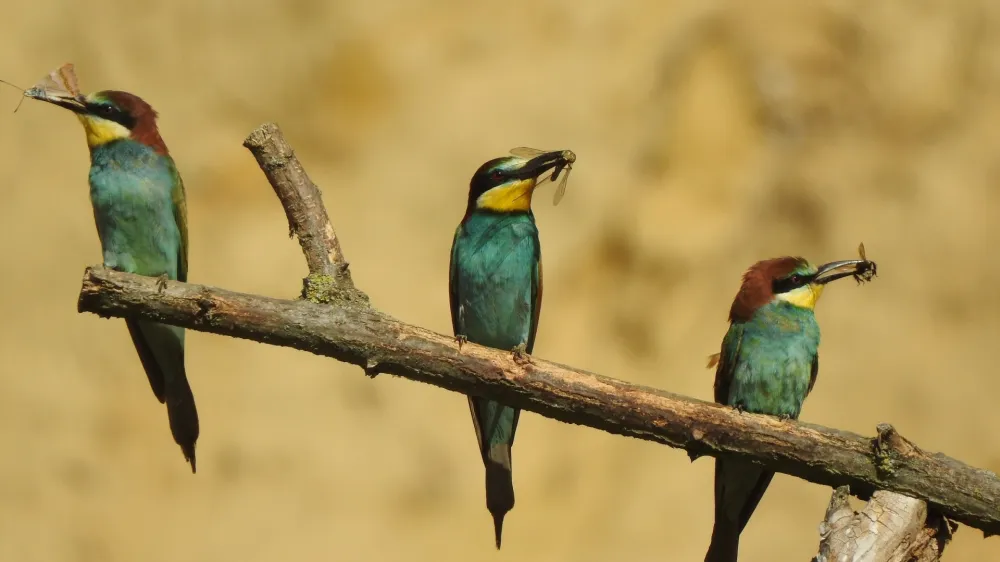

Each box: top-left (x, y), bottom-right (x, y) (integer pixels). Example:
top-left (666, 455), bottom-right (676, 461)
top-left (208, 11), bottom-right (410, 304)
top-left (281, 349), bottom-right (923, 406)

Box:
top-left (509, 147), bottom-right (576, 205)
top-left (23, 62), bottom-right (87, 112)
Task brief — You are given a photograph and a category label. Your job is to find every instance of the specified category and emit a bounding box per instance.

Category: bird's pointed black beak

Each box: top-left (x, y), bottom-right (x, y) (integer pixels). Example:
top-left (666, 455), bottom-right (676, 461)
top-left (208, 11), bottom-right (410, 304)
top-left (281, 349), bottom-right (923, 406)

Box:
top-left (813, 259), bottom-right (873, 285)
top-left (518, 150), bottom-right (575, 180)
top-left (26, 87), bottom-right (86, 113)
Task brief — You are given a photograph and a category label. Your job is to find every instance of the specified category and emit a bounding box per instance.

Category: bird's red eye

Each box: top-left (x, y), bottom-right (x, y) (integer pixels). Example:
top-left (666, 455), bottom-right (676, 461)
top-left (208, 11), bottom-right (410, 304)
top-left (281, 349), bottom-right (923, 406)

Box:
top-left (490, 171), bottom-right (503, 180)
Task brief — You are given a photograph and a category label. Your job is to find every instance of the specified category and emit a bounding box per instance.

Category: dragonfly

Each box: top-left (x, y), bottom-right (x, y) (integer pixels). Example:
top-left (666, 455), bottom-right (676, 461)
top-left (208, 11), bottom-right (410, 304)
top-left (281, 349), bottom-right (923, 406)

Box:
top-left (509, 146), bottom-right (576, 206)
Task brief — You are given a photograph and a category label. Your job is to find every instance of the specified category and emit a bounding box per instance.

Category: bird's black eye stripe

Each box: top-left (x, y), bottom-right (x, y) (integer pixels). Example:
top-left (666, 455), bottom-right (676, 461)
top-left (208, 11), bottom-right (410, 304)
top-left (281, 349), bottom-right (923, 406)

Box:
top-left (772, 273), bottom-right (810, 294)
top-left (85, 102), bottom-right (136, 129)
top-left (87, 103), bottom-right (118, 118)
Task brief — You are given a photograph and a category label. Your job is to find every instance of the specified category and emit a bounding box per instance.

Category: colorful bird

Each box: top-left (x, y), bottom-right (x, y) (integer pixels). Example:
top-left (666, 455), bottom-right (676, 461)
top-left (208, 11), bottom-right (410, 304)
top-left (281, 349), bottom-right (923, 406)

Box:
top-left (705, 256), bottom-right (872, 562)
top-left (29, 71), bottom-right (199, 472)
top-left (449, 149), bottom-right (574, 549)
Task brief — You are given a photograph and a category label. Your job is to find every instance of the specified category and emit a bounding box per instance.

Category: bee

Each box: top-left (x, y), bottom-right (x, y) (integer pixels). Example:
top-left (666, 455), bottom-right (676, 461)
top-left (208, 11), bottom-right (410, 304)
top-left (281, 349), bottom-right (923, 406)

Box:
top-left (509, 147), bottom-right (576, 206)
top-left (854, 242), bottom-right (878, 284)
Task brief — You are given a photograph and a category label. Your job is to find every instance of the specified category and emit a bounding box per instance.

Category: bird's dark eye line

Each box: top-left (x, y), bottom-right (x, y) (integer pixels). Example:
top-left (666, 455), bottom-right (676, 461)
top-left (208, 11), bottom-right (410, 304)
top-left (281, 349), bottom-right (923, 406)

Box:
top-left (87, 103), bottom-right (116, 116)
top-left (772, 272), bottom-right (813, 294)
top-left (84, 102), bottom-right (137, 130)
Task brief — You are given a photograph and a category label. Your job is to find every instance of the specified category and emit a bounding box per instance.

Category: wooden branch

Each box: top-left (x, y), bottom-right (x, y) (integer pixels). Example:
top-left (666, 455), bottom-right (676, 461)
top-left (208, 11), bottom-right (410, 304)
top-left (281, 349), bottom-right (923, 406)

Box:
top-left (242, 123), bottom-right (362, 301)
top-left (77, 268), bottom-right (1000, 536)
top-left (815, 485), bottom-right (956, 562)
top-left (75, 122), bottom-right (1000, 540)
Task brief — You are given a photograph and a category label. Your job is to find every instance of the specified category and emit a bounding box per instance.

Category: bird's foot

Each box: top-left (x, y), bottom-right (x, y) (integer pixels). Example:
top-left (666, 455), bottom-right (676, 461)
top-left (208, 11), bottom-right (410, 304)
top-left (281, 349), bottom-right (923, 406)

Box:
top-left (511, 343), bottom-right (531, 365)
top-left (776, 413), bottom-right (793, 422)
top-left (732, 403), bottom-right (747, 414)
top-left (455, 334), bottom-right (468, 351)
top-left (156, 274), bottom-right (170, 293)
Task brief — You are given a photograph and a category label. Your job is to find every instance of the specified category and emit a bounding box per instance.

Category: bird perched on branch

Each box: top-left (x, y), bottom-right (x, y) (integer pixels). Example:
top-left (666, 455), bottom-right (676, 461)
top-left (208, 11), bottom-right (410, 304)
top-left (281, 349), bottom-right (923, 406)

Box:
top-left (705, 255), bottom-right (875, 562)
top-left (449, 148), bottom-right (574, 549)
top-left (28, 65), bottom-right (199, 472)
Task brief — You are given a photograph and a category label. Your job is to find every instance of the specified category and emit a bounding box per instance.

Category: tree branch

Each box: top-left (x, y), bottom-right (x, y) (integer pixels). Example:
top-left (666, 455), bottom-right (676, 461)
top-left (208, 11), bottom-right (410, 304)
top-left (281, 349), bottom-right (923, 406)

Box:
top-left (76, 123), bottom-right (1000, 540)
top-left (815, 485), bottom-right (956, 562)
top-left (76, 267), bottom-right (1000, 536)
top-left (242, 123), bottom-right (363, 302)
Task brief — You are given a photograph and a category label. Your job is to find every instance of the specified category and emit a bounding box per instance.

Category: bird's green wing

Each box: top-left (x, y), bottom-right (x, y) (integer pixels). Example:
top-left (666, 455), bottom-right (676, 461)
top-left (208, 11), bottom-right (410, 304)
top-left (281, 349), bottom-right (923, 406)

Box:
top-left (525, 251), bottom-right (542, 355)
top-left (807, 353), bottom-right (819, 395)
top-left (505, 248), bottom-right (542, 444)
top-left (169, 163), bottom-right (188, 282)
top-left (713, 322), bottom-right (744, 405)
top-left (448, 226), bottom-right (463, 337)
top-left (448, 227), bottom-right (483, 446)
top-left (450, 225), bottom-right (495, 458)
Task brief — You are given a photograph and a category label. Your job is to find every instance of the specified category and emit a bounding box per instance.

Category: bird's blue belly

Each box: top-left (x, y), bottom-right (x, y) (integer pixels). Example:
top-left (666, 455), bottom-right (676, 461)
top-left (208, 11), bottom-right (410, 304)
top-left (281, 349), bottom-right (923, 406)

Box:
top-left (89, 145), bottom-right (180, 278)
top-left (459, 267), bottom-right (534, 351)
top-left (452, 213), bottom-right (539, 352)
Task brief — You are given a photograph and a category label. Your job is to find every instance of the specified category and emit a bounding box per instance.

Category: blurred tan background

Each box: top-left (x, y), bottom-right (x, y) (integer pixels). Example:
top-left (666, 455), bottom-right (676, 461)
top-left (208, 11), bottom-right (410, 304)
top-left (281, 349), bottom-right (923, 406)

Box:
top-left (1, 0), bottom-right (998, 560)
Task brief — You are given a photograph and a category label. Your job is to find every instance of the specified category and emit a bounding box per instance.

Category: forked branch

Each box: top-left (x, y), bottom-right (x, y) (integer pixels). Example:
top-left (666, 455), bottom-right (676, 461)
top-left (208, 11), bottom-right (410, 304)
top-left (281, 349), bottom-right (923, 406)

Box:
top-left (242, 124), bottom-right (363, 303)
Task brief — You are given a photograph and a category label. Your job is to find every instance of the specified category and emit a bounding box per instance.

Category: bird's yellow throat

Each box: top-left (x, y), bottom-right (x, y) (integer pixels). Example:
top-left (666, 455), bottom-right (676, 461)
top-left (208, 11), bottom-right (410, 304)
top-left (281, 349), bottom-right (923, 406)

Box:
top-left (76, 114), bottom-right (131, 149)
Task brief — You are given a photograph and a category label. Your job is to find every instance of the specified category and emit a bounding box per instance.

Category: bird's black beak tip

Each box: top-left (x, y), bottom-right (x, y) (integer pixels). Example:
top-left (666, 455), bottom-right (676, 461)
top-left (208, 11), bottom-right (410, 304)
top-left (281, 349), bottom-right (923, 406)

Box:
top-left (26, 89), bottom-right (86, 113)
top-left (523, 149), bottom-right (575, 178)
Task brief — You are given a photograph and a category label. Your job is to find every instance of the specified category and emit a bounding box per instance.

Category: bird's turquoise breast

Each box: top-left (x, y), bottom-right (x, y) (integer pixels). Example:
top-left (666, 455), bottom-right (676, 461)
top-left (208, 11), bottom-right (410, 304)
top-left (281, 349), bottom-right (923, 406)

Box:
top-left (89, 140), bottom-right (181, 278)
top-left (451, 212), bottom-right (540, 351)
top-left (726, 301), bottom-right (820, 419)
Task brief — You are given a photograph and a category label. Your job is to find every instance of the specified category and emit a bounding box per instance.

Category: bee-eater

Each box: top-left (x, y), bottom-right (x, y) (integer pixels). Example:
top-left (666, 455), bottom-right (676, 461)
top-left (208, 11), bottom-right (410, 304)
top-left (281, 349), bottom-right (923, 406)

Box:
top-left (449, 149), bottom-right (572, 549)
top-left (31, 85), bottom-right (199, 472)
top-left (705, 256), bottom-right (870, 562)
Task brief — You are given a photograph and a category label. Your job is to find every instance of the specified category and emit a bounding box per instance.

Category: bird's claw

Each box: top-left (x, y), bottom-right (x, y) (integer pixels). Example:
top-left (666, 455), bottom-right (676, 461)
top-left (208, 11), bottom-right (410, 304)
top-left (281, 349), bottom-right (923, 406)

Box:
top-left (777, 413), bottom-right (793, 422)
top-left (455, 335), bottom-right (468, 351)
top-left (511, 343), bottom-right (531, 365)
top-left (156, 274), bottom-right (170, 293)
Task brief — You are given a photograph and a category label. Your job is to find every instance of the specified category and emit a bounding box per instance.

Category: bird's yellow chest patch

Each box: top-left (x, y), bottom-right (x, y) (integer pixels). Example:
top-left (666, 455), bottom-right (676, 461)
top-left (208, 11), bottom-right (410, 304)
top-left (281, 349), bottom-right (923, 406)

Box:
top-left (476, 179), bottom-right (535, 212)
top-left (76, 115), bottom-right (131, 148)
top-left (777, 283), bottom-right (824, 310)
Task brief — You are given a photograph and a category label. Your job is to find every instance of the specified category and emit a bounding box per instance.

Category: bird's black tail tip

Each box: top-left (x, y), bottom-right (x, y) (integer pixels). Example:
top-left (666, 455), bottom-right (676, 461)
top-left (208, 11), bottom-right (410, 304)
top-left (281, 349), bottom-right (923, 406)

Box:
top-left (492, 512), bottom-right (505, 550)
top-left (182, 444), bottom-right (197, 474)
top-left (165, 387), bottom-right (200, 475)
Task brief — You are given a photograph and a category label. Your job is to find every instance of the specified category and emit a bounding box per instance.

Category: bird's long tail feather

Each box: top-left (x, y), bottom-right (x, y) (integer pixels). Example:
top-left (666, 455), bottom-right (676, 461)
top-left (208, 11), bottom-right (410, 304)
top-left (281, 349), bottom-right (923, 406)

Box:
top-left (165, 373), bottom-right (199, 472)
top-left (704, 517), bottom-right (739, 562)
top-left (485, 449), bottom-right (515, 549)
top-left (705, 458), bottom-right (774, 562)
top-left (126, 319), bottom-right (200, 472)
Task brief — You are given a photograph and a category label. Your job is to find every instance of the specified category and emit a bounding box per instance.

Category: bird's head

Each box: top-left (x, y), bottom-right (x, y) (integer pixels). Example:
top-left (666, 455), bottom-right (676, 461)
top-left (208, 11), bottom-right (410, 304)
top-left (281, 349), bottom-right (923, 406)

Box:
top-left (728, 256), bottom-right (870, 322)
top-left (466, 150), bottom-right (573, 214)
top-left (31, 88), bottom-right (167, 155)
